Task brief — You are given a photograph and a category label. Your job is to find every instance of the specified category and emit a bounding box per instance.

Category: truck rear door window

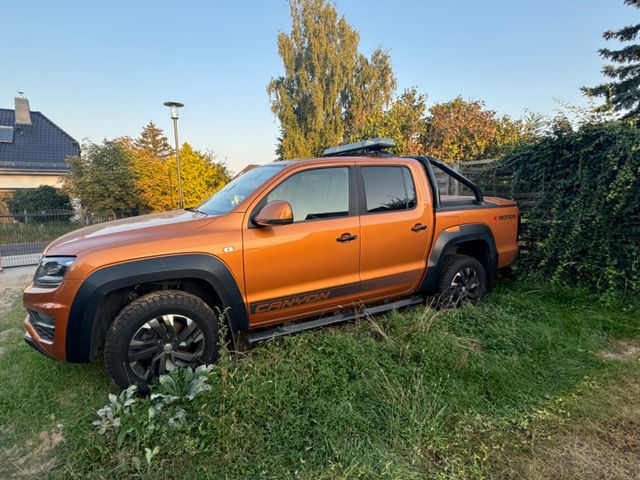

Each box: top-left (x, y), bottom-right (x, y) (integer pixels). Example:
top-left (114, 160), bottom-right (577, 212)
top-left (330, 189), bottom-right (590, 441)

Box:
top-left (362, 166), bottom-right (416, 213)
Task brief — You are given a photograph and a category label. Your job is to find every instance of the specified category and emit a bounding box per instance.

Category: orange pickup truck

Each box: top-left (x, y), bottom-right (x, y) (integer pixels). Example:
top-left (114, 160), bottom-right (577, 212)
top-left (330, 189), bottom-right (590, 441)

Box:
top-left (23, 138), bottom-right (519, 389)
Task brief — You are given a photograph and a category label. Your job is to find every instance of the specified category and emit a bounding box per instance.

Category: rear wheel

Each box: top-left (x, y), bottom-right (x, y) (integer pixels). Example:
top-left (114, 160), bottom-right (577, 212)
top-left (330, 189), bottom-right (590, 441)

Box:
top-left (104, 290), bottom-right (219, 390)
top-left (437, 254), bottom-right (487, 307)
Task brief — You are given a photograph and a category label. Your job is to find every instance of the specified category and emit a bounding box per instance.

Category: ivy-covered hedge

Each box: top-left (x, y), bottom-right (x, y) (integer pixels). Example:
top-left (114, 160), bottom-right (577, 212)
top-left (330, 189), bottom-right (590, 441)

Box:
top-left (498, 120), bottom-right (639, 299)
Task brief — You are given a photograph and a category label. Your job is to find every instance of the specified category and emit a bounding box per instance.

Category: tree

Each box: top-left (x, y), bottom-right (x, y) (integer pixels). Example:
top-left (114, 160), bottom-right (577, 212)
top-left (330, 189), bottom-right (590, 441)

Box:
top-left (424, 97), bottom-right (525, 163)
top-left (8, 186), bottom-right (72, 222)
top-left (133, 122), bottom-right (173, 159)
top-left (130, 124), bottom-right (176, 211)
top-left (133, 152), bottom-right (175, 211)
top-left (167, 144), bottom-right (230, 208)
top-left (64, 140), bottom-right (142, 217)
top-left (583, 0), bottom-right (640, 120)
top-left (268, 0), bottom-right (396, 159)
top-left (0, 194), bottom-right (9, 215)
top-left (135, 143), bottom-right (230, 210)
top-left (342, 48), bottom-right (397, 141)
top-left (352, 87), bottom-right (428, 155)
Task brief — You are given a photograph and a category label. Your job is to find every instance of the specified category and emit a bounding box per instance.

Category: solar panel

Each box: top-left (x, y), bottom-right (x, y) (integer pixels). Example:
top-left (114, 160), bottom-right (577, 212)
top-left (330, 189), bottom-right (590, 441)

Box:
top-left (0, 126), bottom-right (14, 143)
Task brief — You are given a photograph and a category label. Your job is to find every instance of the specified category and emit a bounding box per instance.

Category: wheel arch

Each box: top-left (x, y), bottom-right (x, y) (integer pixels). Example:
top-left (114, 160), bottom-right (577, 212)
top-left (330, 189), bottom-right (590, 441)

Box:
top-left (66, 254), bottom-right (248, 363)
top-left (419, 223), bottom-right (498, 295)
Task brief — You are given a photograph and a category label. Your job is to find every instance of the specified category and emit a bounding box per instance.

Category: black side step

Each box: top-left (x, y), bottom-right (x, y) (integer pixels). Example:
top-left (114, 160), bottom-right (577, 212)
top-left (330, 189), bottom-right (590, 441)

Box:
top-left (244, 296), bottom-right (425, 345)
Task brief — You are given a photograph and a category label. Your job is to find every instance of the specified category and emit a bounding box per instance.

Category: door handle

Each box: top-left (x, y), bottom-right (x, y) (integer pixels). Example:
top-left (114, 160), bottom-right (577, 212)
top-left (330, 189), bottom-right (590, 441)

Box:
top-left (336, 233), bottom-right (358, 243)
top-left (411, 223), bottom-right (428, 232)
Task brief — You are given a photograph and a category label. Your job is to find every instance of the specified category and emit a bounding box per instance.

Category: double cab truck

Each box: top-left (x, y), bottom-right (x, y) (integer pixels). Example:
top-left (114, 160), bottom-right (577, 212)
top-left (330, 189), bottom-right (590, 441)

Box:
top-left (23, 138), bottom-right (519, 389)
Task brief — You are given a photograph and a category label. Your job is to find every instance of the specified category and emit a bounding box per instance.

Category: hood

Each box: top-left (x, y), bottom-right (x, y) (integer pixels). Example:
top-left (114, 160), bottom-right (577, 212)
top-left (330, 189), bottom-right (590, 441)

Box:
top-left (45, 210), bottom-right (215, 256)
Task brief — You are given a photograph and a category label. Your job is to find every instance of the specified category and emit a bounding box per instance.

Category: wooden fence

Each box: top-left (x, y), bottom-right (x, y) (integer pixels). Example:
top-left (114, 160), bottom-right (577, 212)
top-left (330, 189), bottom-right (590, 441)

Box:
top-left (433, 158), bottom-right (540, 255)
top-left (433, 158), bottom-right (539, 212)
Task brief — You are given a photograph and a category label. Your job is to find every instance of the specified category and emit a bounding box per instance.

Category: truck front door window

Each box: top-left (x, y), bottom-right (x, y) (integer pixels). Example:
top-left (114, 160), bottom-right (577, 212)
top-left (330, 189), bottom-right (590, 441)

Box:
top-left (266, 167), bottom-right (349, 222)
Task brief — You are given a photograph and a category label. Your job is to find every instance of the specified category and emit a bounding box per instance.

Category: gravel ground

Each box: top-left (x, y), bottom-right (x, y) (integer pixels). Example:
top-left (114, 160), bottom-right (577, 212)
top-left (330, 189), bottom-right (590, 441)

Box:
top-left (0, 266), bottom-right (35, 316)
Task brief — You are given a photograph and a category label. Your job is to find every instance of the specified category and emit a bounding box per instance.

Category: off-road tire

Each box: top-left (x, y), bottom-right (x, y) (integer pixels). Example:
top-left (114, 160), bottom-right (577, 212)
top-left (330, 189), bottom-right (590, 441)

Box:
top-left (104, 290), bottom-right (219, 390)
top-left (437, 254), bottom-right (488, 307)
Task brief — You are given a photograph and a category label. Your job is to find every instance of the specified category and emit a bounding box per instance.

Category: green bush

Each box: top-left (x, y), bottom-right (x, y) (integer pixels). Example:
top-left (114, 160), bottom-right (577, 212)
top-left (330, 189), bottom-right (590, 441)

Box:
top-left (497, 119), bottom-right (640, 299)
top-left (8, 185), bottom-right (73, 222)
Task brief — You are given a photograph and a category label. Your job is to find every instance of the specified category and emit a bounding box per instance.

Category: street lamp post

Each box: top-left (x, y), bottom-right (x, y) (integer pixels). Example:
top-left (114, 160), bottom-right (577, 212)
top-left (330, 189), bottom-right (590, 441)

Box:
top-left (163, 101), bottom-right (185, 209)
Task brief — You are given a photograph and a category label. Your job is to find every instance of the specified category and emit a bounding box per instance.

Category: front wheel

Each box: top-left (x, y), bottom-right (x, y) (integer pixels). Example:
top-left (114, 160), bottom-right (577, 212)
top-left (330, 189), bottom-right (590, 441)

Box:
top-left (437, 254), bottom-right (488, 307)
top-left (104, 290), bottom-right (219, 390)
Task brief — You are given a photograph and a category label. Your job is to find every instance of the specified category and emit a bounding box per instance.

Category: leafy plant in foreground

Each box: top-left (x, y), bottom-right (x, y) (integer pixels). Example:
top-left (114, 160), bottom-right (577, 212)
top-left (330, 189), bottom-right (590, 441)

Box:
top-left (92, 365), bottom-right (215, 451)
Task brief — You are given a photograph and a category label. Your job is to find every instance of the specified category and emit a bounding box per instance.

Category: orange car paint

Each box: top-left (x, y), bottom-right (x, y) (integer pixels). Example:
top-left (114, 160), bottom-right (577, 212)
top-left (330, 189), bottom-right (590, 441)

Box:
top-left (23, 155), bottom-right (519, 362)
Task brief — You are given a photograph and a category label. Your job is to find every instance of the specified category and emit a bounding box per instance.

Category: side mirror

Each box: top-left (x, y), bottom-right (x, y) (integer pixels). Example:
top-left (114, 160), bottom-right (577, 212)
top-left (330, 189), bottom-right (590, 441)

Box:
top-left (253, 200), bottom-right (294, 227)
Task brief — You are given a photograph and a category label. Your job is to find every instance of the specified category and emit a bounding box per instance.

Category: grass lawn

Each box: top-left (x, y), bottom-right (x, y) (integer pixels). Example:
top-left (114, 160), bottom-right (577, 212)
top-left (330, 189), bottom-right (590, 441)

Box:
top-left (0, 279), bottom-right (638, 479)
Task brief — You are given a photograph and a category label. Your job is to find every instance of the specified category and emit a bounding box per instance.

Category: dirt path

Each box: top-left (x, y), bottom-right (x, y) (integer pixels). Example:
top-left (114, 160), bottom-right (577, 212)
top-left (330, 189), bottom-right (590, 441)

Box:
top-left (0, 267), bottom-right (35, 358)
top-left (493, 344), bottom-right (640, 479)
top-left (0, 267), bottom-right (35, 316)
top-left (598, 340), bottom-right (640, 361)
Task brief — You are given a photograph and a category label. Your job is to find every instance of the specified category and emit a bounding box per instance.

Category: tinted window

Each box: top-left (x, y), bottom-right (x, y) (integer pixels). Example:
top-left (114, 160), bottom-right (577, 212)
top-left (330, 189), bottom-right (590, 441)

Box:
top-left (266, 167), bottom-right (349, 222)
top-left (362, 166), bottom-right (416, 213)
top-left (402, 168), bottom-right (417, 209)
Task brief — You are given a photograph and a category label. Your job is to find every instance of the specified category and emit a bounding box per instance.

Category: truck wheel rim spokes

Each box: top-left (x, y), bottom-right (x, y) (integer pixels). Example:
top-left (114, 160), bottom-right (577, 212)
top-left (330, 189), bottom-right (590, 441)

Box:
top-left (450, 267), bottom-right (481, 301)
top-left (128, 314), bottom-right (205, 381)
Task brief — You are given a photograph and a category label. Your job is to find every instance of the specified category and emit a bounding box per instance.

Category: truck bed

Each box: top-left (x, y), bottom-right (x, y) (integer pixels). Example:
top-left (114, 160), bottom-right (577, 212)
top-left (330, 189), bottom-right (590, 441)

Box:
top-left (439, 195), bottom-right (478, 208)
top-left (439, 195), bottom-right (517, 209)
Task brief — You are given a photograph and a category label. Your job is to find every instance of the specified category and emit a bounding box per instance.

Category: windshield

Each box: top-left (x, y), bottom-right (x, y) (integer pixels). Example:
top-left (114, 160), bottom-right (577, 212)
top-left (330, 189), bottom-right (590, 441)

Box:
top-left (198, 164), bottom-right (285, 215)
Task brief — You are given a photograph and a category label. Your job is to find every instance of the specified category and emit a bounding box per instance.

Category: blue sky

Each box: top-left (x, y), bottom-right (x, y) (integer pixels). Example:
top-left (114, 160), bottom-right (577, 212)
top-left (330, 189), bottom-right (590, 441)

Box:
top-left (1, 0), bottom-right (635, 172)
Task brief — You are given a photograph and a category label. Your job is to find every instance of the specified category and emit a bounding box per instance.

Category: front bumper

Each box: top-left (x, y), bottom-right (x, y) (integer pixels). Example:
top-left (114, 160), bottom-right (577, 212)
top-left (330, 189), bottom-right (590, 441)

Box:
top-left (23, 331), bottom-right (57, 361)
top-left (22, 279), bottom-right (81, 362)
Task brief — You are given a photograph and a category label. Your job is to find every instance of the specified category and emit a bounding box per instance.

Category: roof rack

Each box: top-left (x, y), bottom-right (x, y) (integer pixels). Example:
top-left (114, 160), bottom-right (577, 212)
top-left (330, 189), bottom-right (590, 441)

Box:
top-left (322, 137), bottom-right (395, 157)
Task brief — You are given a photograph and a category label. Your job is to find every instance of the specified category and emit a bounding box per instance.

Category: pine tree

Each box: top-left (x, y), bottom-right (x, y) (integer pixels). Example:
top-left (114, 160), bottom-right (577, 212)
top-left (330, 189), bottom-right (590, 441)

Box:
top-left (583, 0), bottom-right (640, 119)
top-left (268, 0), bottom-right (396, 159)
top-left (133, 121), bottom-right (173, 159)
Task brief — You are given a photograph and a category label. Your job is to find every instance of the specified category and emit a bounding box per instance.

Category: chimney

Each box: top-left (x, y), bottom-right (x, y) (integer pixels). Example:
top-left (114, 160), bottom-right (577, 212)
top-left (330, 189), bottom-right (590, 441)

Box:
top-left (14, 92), bottom-right (32, 125)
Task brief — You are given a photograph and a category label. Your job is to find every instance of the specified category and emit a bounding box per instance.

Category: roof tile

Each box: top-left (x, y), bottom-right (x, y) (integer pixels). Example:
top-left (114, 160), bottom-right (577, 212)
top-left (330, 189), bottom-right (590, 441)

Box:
top-left (0, 108), bottom-right (80, 171)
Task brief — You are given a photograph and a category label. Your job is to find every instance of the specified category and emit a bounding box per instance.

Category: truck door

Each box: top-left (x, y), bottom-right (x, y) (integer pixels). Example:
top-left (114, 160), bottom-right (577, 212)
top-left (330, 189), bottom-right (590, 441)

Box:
top-left (243, 165), bottom-right (361, 327)
top-left (357, 163), bottom-right (434, 301)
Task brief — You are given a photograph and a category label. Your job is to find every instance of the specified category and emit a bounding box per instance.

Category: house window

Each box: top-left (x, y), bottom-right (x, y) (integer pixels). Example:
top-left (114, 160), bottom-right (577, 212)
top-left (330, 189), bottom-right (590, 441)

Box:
top-left (0, 126), bottom-right (14, 143)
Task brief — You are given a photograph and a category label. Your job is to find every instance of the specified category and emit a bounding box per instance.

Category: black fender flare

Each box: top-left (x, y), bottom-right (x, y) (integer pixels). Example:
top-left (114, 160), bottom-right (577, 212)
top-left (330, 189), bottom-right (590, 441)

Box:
top-left (66, 254), bottom-right (248, 363)
top-left (419, 224), bottom-right (498, 294)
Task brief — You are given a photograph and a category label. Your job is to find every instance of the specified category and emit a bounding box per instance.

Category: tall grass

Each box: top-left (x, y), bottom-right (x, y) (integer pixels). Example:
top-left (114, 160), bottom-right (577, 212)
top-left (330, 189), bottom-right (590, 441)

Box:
top-left (0, 280), bottom-right (638, 479)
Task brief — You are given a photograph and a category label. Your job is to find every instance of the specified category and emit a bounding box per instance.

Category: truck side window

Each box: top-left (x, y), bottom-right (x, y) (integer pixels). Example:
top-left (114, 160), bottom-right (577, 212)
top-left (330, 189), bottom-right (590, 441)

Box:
top-left (362, 166), bottom-right (416, 213)
top-left (266, 167), bottom-right (350, 222)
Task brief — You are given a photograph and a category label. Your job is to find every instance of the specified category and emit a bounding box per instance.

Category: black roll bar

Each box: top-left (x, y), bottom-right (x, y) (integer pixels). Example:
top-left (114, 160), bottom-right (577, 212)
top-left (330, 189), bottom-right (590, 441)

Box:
top-left (405, 155), bottom-right (484, 205)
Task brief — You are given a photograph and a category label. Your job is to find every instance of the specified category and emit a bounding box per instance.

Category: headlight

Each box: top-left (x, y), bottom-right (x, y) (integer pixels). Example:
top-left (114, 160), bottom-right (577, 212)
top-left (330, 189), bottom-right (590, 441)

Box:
top-left (34, 256), bottom-right (76, 288)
